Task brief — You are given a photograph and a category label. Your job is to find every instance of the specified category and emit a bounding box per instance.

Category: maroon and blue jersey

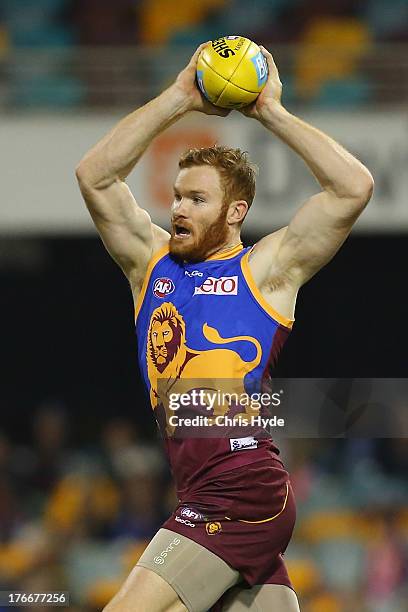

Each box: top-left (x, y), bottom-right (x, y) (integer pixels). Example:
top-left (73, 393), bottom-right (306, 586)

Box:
top-left (135, 243), bottom-right (293, 503)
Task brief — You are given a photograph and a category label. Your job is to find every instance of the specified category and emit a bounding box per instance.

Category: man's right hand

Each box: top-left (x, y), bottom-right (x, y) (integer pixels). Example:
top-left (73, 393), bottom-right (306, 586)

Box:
top-left (76, 41), bottom-right (229, 295)
top-left (173, 42), bottom-right (230, 117)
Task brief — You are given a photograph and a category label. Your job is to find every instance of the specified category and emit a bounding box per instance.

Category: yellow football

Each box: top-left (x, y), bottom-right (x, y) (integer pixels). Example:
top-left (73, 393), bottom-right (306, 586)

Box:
top-left (196, 36), bottom-right (268, 109)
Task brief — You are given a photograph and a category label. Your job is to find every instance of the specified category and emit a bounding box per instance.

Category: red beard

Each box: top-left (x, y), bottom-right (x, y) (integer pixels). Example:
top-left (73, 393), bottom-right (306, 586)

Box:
top-left (169, 204), bottom-right (230, 262)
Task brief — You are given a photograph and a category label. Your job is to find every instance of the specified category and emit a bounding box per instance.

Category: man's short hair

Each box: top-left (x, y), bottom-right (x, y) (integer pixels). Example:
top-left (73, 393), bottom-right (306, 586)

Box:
top-left (178, 145), bottom-right (258, 211)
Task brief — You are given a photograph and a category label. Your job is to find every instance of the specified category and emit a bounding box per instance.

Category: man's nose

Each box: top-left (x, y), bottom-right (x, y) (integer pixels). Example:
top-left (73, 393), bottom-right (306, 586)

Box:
top-left (173, 197), bottom-right (190, 216)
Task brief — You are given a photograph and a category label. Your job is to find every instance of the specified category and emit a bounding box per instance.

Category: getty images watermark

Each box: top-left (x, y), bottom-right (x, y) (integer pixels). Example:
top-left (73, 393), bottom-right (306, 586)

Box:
top-left (158, 378), bottom-right (408, 438)
top-left (167, 389), bottom-right (285, 428)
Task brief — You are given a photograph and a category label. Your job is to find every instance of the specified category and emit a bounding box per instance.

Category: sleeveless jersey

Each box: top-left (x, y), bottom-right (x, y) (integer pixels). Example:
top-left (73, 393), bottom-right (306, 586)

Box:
top-left (135, 243), bottom-right (294, 503)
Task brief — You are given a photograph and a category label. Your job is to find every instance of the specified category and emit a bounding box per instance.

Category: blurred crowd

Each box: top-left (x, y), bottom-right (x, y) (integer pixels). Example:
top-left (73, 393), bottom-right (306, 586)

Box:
top-left (0, 0), bottom-right (407, 108)
top-left (1, 0), bottom-right (407, 48)
top-left (0, 403), bottom-right (407, 611)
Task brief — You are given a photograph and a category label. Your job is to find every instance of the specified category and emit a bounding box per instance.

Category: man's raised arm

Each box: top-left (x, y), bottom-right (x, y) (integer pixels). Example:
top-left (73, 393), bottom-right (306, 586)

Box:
top-left (242, 46), bottom-right (374, 288)
top-left (75, 42), bottom-right (228, 289)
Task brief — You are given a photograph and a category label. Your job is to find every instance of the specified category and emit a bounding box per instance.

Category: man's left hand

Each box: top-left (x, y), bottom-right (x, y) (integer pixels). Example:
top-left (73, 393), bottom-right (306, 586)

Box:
top-left (239, 46), bottom-right (283, 121)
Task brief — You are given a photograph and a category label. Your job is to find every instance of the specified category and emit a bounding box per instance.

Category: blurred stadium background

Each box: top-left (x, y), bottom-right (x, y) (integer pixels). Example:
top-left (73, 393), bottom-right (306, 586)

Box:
top-left (1, 1), bottom-right (407, 611)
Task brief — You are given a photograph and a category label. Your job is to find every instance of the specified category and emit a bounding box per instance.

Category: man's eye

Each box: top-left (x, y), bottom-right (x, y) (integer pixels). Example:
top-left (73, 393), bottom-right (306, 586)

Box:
top-left (193, 197), bottom-right (204, 203)
top-left (174, 194), bottom-right (181, 201)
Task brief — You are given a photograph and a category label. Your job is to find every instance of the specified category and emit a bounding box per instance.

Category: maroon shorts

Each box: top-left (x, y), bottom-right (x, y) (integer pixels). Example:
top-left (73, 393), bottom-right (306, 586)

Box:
top-left (162, 458), bottom-right (296, 589)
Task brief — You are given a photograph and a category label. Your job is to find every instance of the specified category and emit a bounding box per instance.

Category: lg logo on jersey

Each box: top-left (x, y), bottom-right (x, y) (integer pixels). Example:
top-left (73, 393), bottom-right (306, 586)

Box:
top-left (194, 276), bottom-right (238, 296)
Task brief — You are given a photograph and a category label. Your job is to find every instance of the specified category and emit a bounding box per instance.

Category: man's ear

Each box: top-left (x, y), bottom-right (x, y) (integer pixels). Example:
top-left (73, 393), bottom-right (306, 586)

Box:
top-left (228, 200), bottom-right (248, 225)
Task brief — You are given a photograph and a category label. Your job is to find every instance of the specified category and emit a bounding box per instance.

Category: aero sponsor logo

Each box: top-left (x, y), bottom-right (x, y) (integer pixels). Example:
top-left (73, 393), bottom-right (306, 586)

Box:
top-left (153, 537), bottom-right (181, 565)
top-left (153, 277), bottom-right (175, 298)
top-left (194, 276), bottom-right (238, 296)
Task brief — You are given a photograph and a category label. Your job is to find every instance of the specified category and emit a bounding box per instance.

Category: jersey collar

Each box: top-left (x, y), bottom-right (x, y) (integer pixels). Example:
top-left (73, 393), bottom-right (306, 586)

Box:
top-left (205, 243), bottom-right (244, 262)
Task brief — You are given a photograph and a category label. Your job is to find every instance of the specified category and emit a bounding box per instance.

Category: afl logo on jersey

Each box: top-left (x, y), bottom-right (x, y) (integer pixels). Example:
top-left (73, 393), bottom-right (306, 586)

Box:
top-left (153, 277), bottom-right (175, 299)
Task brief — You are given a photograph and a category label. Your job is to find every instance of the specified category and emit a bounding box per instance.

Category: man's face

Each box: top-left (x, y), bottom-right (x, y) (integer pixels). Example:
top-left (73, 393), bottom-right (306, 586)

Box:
top-left (151, 319), bottom-right (173, 366)
top-left (169, 165), bottom-right (230, 262)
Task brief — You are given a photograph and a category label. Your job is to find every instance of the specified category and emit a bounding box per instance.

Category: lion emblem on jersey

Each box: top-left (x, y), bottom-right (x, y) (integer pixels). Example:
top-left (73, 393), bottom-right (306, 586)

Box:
top-left (147, 302), bottom-right (186, 376)
top-left (146, 302), bottom-right (263, 433)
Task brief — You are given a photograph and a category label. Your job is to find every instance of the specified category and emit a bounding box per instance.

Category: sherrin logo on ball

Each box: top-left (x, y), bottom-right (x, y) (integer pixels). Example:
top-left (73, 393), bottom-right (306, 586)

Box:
top-left (196, 36), bottom-right (268, 109)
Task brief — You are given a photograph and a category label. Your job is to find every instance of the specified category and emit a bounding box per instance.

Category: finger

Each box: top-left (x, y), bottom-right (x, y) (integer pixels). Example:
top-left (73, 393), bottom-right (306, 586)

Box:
top-left (259, 45), bottom-right (274, 60)
top-left (259, 45), bottom-right (279, 76)
top-left (190, 41), bottom-right (211, 64)
top-left (259, 45), bottom-right (274, 65)
top-left (195, 40), bottom-right (211, 55)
